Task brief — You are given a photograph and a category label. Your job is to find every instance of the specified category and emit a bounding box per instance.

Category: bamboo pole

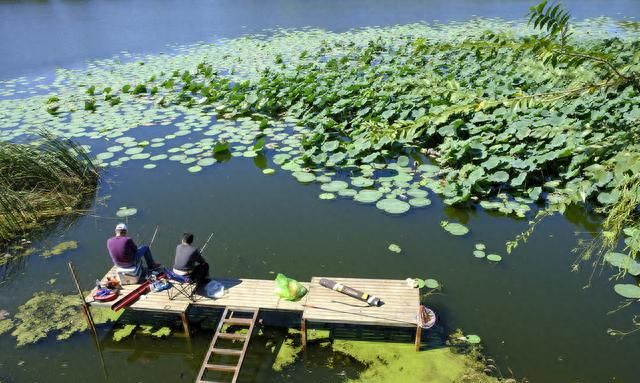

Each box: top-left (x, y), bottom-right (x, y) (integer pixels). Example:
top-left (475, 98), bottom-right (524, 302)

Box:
top-left (68, 261), bottom-right (96, 334)
top-left (68, 261), bottom-right (109, 378)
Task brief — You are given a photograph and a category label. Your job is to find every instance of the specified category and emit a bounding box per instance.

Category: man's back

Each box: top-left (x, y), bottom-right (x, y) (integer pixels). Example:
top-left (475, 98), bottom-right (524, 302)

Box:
top-left (173, 243), bottom-right (204, 272)
top-left (107, 236), bottom-right (137, 267)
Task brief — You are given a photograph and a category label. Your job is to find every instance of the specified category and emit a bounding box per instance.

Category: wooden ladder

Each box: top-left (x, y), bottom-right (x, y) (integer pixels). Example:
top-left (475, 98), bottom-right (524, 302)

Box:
top-left (196, 307), bottom-right (259, 383)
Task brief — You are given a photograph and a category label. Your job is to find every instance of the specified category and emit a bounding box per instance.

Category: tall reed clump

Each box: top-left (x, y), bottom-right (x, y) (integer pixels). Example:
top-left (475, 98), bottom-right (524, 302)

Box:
top-left (0, 131), bottom-right (99, 242)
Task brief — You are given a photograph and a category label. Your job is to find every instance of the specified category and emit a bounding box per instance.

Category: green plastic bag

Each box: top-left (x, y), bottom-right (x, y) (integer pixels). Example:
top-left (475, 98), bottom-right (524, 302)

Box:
top-left (274, 273), bottom-right (307, 301)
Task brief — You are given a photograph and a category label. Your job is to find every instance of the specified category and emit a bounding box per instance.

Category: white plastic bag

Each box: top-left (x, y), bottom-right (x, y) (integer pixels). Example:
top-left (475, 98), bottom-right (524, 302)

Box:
top-left (205, 280), bottom-right (225, 298)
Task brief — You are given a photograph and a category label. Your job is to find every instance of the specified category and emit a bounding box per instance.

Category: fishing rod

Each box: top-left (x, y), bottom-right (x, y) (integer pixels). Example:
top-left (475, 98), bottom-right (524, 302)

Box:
top-left (302, 303), bottom-right (417, 327)
top-left (200, 232), bottom-right (215, 255)
top-left (148, 225), bottom-right (159, 248)
top-left (302, 303), bottom-right (436, 329)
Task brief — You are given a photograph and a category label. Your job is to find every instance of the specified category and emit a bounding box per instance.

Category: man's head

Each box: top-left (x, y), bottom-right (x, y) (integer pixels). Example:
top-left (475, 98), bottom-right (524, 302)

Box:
top-left (115, 223), bottom-right (128, 236)
top-left (182, 233), bottom-right (194, 245)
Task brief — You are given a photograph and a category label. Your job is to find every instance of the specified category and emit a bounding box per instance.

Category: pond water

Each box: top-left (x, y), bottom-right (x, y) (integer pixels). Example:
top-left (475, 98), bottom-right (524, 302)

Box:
top-left (1, 1), bottom-right (640, 382)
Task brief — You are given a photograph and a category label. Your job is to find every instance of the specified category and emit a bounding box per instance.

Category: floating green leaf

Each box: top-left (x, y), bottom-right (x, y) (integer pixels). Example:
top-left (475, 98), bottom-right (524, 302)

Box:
top-left (465, 335), bottom-right (481, 344)
top-left (487, 254), bottom-right (502, 262)
top-left (376, 198), bottom-right (410, 214)
top-left (388, 243), bottom-right (402, 253)
top-left (353, 190), bottom-right (383, 204)
top-left (613, 284), bottom-right (640, 299)
top-left (424, 279), bottom-right (440, 289)
top-left (440, 221), bottom-right (469, 236)
top-left (116, 207), bottom-right (137, 218)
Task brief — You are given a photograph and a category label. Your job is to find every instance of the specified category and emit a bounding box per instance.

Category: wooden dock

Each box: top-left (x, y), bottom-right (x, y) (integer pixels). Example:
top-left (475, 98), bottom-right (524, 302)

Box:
top-left (86, 267), bottom-right (422, 382)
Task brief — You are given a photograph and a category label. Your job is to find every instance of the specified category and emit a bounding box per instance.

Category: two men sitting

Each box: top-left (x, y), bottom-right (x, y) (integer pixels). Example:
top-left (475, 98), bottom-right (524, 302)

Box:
top-left (106, 225), bottom-right (209, 285)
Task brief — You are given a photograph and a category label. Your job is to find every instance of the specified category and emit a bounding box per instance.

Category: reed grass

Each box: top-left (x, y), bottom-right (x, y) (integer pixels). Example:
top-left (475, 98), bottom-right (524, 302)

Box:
top-left (0, 131), bottom-right (99, 242)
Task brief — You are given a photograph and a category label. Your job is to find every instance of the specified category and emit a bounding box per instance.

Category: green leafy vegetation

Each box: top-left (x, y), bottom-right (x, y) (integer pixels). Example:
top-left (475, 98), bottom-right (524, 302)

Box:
top-left (0, 132), bottom-right (98, 243)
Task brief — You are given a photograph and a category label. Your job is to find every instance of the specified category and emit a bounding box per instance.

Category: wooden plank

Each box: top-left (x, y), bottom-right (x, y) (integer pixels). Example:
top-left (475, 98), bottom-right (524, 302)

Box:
top-left (303, 276), bottom-right (419, 328)
top-left (86, 270), bottom-right (418, 331)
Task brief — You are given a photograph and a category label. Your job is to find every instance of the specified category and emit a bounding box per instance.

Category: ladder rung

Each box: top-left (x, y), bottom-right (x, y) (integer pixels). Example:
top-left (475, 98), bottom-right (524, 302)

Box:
top-left (223, 317), bottom-right (254, 326)
top-left (205, 363), bottom-right (238, 372)
top-left (199, 380), bottom-right (228, 383)
top-left (217, 333), bottom-right (247, 340)
top-left (210, 348), bottom-right (243, 356)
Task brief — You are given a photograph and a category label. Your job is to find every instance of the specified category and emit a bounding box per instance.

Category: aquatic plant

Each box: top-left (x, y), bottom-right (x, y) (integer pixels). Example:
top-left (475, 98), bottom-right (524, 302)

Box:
top-left (0, 132), bottom-right (98, 242)
top-left (40, 240), bottom-right (78, 257)
top-left (6, 291), bottom-right (120, 347)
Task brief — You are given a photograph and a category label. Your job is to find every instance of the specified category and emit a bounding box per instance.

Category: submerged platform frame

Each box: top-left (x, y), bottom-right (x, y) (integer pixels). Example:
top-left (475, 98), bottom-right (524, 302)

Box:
top-left (86, 266), bottom-right (422, 350)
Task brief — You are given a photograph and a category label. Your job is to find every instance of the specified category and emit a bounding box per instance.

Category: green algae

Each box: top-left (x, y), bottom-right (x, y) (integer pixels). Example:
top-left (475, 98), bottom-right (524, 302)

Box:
top-left (333, 340), bottom-right (470, 383)
top-left (272, 328), bottom-right (329, 371)
top-left (113, 324), bottom-right (136, 342)
top-left (41, 241), bottom-right (78, 257)
top-left (269, 328), bottom-right (500, 383)
top-left (8, 292), bottom-right (121, 346)
top-left (0, 318), bottom-right (15, 335)
top-left (272, 336), bottom-right (301, 371)
top-left (139, 325), bottom-right (172, 338)
top-left (11, 292), bottom-right (85, 346)
top-left (112, 324), bottom-right (172, 342)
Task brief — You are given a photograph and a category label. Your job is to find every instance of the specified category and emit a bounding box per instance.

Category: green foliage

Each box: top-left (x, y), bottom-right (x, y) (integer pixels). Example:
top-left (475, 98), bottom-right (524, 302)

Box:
top-left (0, 132), bottom-right (99, 242)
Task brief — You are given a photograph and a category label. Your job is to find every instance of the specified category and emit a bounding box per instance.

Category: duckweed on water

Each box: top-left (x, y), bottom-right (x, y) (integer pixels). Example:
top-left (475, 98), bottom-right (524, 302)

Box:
top-left (271, 328), bottom-right (499, 383)
top-left (5, 292), bottom-right (121, 347)
top-left (40, 240), bottom-right (78, 257)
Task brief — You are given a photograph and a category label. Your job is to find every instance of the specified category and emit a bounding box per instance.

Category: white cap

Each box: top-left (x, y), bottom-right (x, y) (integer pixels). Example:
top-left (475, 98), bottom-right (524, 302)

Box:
top-left (115, 223), bottom-right (128, 231)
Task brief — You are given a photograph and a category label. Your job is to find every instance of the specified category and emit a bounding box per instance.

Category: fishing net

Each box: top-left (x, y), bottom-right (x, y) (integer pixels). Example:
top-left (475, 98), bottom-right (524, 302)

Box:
top-left (274, 273), bottom-right (307, 301)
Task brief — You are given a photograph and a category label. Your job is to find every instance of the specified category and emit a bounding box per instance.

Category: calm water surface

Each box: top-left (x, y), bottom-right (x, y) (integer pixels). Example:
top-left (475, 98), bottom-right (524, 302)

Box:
top-left (1, 1), bottom-right (639, 382)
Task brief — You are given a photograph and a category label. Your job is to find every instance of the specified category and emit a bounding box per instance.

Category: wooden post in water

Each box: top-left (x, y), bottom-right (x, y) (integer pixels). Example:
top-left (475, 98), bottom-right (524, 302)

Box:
top-left (301, 318), bottom-right (307, 350)
top-left (180, 312), bottom-right (191, 337)
top-left (68, 261), bottom-right (96, 334)
top-left (415, 325), bottom-right (422, 352)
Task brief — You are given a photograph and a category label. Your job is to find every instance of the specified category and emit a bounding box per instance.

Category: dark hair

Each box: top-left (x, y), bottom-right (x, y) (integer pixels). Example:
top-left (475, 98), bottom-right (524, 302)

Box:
top-left (182, 233), bottom-right (194, 244)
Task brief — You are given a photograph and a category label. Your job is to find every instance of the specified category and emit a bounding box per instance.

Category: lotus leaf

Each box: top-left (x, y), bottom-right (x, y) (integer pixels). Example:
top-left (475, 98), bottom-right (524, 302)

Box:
top-left (338, 188), bottom-right (357, 197)
top-left (424, 279), bottom-right (439, 289)
top-left (487, 254), bottom-right (502, 262)
top-left (351, 177), bottom-right (374, 188)
top-left (293, 172), bottom-right (315, 183)
top-left (263, 168), bottom-right (275, 175)
top-left (604, 252), bottom-right (640, 276)
top-left (613, 284), bottom-right (640, 299)
top-left (409, 198), bottom-right (431, 207)
top-left (321, 180), bottom-right (349, 192)
top-left (116, 207), bottom-right (137, 218)
top-left (473, 250), bottom-right (485, 258)
top-left (319, 193), bottom-right (336, 200)
top-left (388, 244), bottom-right (402, 253)
top-left (440, 221), bottom-right (469, 236)
top-left (376, 198), bottom-right (410, 214)
top-left (354, 190), bottom-right (383, 203)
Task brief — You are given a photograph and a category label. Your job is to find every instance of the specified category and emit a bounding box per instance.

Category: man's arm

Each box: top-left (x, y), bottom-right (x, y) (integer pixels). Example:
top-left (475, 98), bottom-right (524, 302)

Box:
top-left (195, 248), bottom-right (206, 264)
top-left (126, 238), bottom-right (138, 256)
